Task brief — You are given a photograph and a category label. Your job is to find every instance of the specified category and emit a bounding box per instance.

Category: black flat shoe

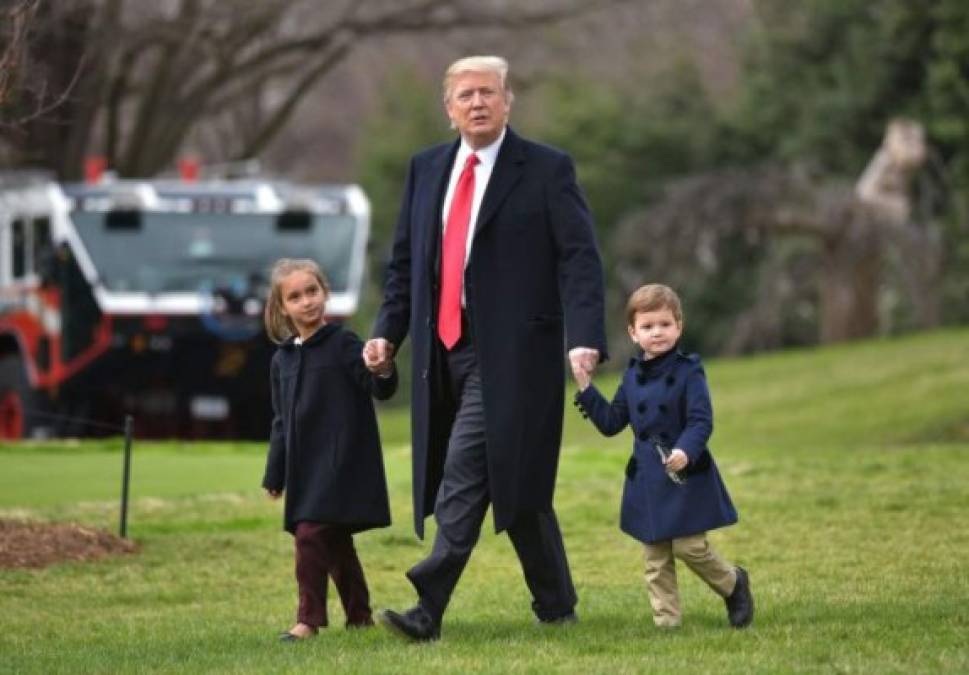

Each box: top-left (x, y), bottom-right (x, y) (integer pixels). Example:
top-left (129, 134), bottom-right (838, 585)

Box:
top-left (278, 627), bottom-right (318, 641)
top-left (377, 606), bottom-right (440, 642)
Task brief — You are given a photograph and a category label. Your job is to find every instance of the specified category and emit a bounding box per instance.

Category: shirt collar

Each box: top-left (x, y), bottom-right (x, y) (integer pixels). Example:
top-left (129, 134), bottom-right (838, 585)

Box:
top-left (456, 127), bottom-right (506, 170)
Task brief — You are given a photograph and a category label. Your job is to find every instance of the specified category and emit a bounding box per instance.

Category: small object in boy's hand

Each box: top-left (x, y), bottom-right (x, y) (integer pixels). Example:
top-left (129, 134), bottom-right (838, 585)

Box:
top-left (650, 435), bottom-right (686, 485)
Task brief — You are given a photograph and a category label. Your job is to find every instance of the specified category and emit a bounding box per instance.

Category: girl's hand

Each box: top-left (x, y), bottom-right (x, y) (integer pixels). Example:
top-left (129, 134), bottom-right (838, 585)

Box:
top-left (266, 489), bottom-right (282, 500)
top-left (363, 338), bottom-right (395, 374)
top-left (665, 449), bottom-right (688, 472)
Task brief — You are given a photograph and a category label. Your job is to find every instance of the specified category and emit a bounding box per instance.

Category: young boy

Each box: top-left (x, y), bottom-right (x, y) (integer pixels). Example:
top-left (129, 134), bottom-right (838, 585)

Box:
top-left (572, 284), bottom-right (754, 629)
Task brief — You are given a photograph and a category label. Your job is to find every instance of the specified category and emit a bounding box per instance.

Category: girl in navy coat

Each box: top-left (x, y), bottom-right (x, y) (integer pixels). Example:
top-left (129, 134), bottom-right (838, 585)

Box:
top-left (573, 284), bottom-right (754, 628)
top-left (262, 259), bottom-right (397, 640)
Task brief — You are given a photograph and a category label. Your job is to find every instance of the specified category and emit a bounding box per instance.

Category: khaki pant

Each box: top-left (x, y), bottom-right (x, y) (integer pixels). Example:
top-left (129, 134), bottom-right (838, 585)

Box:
top-left (643, 533), bottom-right (737, 627)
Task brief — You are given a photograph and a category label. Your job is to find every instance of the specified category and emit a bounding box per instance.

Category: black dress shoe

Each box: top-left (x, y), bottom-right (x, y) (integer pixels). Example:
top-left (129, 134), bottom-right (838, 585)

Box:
top-left (724, 566), bottom-right (754, 628)
top-left (378, 606), bottom-right (440, 642)
top-left (537, 610), bottom-right (578, 626)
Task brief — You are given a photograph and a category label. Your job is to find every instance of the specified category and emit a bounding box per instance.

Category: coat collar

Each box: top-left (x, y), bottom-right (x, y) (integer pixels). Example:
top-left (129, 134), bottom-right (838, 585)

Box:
top-left (473, 126), bottom-right (526, 242)
top-left (280, 322), bottom-right (340, 350)
top-left (629, 344), bottom-right (682, 376)
top-left (423, 142), bottom-right (459, 268)
top-left (422, 127), bottom-right (526, 267)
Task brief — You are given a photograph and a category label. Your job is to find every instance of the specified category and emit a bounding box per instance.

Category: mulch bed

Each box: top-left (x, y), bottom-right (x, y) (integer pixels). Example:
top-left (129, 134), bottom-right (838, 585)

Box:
top-left (0, 519), bottom-right (139, 569)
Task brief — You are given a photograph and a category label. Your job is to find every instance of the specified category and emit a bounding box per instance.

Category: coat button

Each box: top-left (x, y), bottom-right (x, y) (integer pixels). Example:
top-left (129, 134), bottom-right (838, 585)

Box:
top-left (637, 402), bottom-right (647, 413)
top-left (659, 403), bottom-right (668, 413)
top-left (638, 430), bottom-right (648, 441)
top-left (666, 375), bottom-right (675, 386)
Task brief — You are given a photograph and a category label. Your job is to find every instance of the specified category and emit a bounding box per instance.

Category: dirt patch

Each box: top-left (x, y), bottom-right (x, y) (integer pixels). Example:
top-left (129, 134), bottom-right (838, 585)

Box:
top-left (0, 519), bottom-right (138, 569)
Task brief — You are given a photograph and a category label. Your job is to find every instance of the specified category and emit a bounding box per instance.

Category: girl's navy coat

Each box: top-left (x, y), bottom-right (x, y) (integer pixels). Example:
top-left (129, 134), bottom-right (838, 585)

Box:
top-left (262, 323), bottom-right (397, 534)
top-left (575, 348), bottom-right (737, 544)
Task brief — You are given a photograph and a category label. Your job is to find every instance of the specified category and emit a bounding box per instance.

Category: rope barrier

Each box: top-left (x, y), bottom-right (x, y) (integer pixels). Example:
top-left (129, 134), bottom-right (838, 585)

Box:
top-left (17, 407), bottom-right (127, 433)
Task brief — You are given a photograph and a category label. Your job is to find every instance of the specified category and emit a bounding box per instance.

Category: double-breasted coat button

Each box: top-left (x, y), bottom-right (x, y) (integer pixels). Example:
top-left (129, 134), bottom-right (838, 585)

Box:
top-left (637, 402), bottom-right (647, 413)
top-left (666, 375), bottom-right (675, 386)
top-left (659, 403), bottom-right (668, 413)
top-left (638, 430), bottom-right (648, 441)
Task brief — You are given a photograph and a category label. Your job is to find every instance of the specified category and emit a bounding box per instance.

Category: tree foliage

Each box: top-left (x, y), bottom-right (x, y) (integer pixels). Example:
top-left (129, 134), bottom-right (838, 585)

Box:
top-left (732, 0), bottom-right (969, 324)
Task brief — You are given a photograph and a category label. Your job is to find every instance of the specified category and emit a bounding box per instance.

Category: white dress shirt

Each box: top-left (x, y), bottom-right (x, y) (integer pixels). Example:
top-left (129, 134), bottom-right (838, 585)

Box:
top-left (441, 127), bottom-right (506, 269)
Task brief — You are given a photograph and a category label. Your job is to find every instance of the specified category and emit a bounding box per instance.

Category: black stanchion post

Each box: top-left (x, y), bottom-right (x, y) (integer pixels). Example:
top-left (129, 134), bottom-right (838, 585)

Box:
top-left (120, 415), bottom-right (134, 539)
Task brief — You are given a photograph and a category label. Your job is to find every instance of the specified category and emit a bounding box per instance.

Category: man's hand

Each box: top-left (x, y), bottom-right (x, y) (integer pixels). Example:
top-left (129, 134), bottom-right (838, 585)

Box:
top-left (363, 338), bottom-right (396, 375)
top-left (665, 449), bottom-right (688, 472)
top-left (568, 347), bottom-right (599, 390)
top-left (266, 489), bottom-right (282, 500)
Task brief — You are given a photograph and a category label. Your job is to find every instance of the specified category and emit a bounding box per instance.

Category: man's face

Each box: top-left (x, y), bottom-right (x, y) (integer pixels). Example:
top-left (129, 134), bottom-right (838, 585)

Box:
top-left (445, 70), bottom-right (510, 149)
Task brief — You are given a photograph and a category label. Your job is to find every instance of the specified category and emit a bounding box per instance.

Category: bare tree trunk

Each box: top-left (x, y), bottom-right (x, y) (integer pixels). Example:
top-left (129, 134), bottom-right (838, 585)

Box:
top-left (2, 0), bottom-right (620, 179)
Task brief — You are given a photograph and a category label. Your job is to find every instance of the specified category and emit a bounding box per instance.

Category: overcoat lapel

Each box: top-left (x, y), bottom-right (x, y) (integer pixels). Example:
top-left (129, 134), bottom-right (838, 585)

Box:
top-left (472, 128), bottom-right (526, 243)
top-left (423, 141), bottom-right (459, 275)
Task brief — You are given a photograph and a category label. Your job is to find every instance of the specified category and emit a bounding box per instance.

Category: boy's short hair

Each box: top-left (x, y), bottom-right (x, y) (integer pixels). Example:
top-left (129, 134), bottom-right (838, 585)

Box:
top-left (625, 284), bottom-right (684, 326)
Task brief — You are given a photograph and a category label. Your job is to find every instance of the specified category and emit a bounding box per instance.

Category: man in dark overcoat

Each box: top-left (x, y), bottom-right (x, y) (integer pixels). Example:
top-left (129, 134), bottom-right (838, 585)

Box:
top-left (364, 55), bottom-right (607, 640)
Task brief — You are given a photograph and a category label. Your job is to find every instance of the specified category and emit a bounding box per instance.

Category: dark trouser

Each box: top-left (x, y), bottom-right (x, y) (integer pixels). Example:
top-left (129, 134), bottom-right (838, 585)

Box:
top-left (406, 338), bottom-right (577, 623)
top-left (294, 521), bottom-right (373, 628)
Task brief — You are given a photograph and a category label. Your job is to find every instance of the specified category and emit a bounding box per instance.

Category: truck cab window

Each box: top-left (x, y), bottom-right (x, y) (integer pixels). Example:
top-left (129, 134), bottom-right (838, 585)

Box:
top-left (12, 218), bottom-right (28, 279)
top-left (33, 217), bottom-right (53, 283)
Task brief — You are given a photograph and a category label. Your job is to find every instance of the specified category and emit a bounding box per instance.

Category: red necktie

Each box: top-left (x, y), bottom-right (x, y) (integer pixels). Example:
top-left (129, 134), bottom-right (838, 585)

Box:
top-left (438, 153), bottom-right (479, 349)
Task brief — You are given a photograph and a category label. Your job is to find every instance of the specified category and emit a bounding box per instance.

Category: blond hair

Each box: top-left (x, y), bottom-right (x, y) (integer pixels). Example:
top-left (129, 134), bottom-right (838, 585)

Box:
top-left (442, 55), bottom-right (515, 105)
top-left (625, 284), bottom-right (684, 327)
top-left (264, 258), bottom-right (330, 344)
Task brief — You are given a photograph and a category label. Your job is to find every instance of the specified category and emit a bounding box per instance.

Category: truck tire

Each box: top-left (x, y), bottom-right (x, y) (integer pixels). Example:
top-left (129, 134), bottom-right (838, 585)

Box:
top-left (0, 354), bottom-right (45, 440)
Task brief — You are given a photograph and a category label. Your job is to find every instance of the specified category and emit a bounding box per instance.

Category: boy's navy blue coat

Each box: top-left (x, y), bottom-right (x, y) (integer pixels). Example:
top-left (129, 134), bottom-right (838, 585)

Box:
top-left (575, 348), bottom-right (737, 544)
top-left (262, 323), bottom-right (397, 534)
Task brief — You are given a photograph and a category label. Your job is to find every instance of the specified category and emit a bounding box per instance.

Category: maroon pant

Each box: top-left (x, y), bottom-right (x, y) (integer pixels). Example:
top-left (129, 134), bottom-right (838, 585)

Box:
top-left (294, 522), bottom-right (373, 628)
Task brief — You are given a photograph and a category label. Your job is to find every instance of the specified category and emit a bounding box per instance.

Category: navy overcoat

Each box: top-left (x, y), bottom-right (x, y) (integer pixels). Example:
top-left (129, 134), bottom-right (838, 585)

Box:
top-left (262, 324), bottom-right (397, 534)
top-left (373, 127), bottom-right (608, 537)
top-left (575, 348), bottom-right (737, 543)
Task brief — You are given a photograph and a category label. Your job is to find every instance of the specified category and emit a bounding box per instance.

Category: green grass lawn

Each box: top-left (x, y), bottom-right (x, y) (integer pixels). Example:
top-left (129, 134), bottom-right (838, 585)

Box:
top-left (1, 329), bottom-right (968, 674)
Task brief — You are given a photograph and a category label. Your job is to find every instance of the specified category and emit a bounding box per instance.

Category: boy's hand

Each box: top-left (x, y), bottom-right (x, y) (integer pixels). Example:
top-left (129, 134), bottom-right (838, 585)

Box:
top-left (665, 449), bottom-right (688, 472)
top-left (571, 363), bottom-right (592, 391)
top-left (266, 489), bottom-right (282, 500)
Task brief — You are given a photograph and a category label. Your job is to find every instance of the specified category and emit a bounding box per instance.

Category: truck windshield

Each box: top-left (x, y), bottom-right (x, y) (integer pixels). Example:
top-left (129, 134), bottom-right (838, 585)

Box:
top-left (70, 212), bottom-right (358, 294)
